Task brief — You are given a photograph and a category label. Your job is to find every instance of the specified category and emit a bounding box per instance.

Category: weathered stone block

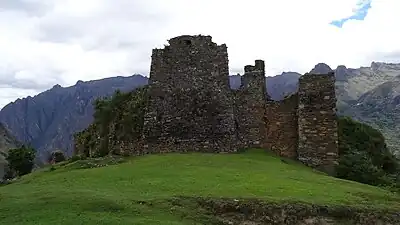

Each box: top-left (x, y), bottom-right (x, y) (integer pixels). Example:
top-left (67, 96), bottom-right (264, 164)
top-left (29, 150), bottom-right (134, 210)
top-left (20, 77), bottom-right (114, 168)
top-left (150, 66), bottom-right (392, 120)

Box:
top-left (234, 60), bottom-right (267, 149)
top-left (297, 72), bottom-right (338, 175)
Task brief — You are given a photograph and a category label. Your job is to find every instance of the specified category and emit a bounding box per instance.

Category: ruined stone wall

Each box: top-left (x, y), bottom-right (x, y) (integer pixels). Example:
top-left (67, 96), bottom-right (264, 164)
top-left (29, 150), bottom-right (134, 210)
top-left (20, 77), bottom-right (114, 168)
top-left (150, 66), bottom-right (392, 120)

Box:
top-left (264, 94), bottom-right (298, 159)
top-left (73, 34), bottom-right (341, 176)
top-left (234, 60), bottom-right (267, 148)
top-left (297, 72), bottom-right (338, 175)
top-left (142, 35), bottom-right (239, 153)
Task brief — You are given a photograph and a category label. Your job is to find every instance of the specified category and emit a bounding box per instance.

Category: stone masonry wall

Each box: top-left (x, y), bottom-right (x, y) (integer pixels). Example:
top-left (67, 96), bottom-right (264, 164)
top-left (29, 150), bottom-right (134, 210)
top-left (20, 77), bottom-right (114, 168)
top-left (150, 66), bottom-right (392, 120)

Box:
top-left (234, 60), bottom-right (267, 148)
top-left (297, 72), bottom-right (338, 175)
top-left (264, 94), bottom-right (298, 159)
top-left (142, 35), bottom-right (239, 153)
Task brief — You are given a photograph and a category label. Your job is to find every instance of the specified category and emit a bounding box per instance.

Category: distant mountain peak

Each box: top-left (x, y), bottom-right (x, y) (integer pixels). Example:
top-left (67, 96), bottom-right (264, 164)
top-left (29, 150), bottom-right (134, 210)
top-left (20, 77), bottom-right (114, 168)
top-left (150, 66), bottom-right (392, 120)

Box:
top-left (371, 61), bottom-right (383, 70)
top-left (310, 63), bottom-right (333, 74)
top-left (280, 71), bottom-right (302, 77)
top-left (370, 61), bottom-right (400, 71)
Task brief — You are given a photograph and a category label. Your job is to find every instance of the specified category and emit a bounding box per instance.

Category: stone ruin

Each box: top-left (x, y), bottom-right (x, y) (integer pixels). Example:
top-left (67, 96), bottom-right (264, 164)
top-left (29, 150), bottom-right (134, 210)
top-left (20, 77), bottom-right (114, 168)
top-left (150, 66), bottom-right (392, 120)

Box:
top-left (142, 35), bottom-right (238, 153)
top-left (75, 34), bottom-right (339, 175)
top-left (142, 35), bottom-right (338, 175)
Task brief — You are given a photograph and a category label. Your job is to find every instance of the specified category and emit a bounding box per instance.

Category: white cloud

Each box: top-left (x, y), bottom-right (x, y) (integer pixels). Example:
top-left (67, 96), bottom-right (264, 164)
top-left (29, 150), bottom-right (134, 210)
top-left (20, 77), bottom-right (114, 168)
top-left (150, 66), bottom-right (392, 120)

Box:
top-left (0, 0), bottom-right (399, 108)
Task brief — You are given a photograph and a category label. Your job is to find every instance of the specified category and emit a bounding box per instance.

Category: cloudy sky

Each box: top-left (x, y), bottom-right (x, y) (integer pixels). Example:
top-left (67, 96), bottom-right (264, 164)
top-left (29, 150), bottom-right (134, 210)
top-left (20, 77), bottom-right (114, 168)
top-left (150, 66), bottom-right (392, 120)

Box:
top-left (0, 0), bottom-right (399, 108)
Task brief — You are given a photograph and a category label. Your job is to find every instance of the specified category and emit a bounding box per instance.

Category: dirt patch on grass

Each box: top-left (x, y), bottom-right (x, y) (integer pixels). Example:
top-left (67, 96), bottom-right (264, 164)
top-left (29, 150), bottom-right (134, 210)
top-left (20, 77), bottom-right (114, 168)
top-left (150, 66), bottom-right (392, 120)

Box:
top-left (167, 197), bottom-right (400, 225)
top-left (53, 156), bottom-right (127, 171)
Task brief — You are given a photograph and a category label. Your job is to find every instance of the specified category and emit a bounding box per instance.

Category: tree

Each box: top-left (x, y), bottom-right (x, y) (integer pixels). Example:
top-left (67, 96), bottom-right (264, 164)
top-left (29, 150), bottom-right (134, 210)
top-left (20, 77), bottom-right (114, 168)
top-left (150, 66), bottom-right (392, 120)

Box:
top-left (6, 145), bottom-right (36, 176)
top-left (47, 150), bottom-right (66, 164)
top-left (336, 117), bottom-right (400, 186)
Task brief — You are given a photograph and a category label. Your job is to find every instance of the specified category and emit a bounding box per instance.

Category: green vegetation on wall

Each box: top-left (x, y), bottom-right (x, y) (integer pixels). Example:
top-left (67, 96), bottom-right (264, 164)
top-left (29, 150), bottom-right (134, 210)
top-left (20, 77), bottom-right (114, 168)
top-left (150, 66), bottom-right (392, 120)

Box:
top-left (74, 86), bottom-right (148, 157)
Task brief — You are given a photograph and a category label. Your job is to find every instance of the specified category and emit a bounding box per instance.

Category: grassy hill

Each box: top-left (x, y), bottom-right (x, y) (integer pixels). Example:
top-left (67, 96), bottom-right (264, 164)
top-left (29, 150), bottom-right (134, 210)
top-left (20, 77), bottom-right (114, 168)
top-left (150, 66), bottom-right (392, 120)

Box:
top-left (1, 149), bottom-right (400, 224)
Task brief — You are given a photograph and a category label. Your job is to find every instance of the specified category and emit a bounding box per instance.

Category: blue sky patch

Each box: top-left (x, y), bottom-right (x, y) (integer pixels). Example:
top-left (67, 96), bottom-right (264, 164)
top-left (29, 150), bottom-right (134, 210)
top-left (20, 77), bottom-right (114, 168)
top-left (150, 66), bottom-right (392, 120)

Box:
top-left (330, 0), bottom-right (371, 28)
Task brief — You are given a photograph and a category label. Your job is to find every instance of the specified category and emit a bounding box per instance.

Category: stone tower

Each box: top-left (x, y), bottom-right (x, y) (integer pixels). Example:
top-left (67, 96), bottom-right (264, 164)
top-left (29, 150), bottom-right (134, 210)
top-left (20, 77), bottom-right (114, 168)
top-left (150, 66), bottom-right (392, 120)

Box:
top-left (142, 35), bottom-right (239, 153)
top-left (297, 72), bottom-right (338, 175)
top-left (235, 60), bottom-right (267, 148)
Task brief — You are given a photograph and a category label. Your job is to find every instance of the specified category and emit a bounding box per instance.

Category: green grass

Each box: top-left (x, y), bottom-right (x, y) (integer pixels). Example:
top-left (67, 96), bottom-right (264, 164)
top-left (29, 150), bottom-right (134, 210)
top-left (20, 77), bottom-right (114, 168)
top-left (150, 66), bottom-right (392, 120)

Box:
top-left (1, 149), bottom-right (399, 224)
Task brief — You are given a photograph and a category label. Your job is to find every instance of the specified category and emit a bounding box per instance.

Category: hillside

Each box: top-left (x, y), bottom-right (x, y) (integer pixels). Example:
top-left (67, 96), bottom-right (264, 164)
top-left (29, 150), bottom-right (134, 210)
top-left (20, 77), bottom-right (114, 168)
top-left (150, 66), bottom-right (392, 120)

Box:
top-left (0, 123), bottom-right (20, 179)
top-left (310, 62), bottom-right (400, 153)
top-left (342, 77), bottom-right (400, 154)
top-left (336, 62), bottom-right (400, 102)
top-left (1, 149), bottom-right (399, 224)
top-left (0, 123), bottom-right (19, 155)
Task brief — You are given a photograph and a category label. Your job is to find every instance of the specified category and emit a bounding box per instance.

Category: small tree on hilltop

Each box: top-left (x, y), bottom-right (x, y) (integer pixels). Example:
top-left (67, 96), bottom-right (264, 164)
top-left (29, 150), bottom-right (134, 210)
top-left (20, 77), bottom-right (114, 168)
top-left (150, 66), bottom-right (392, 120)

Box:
top-left (47, 150), bottom-right (66, 164)
top-left (6, 145), bottom-right (36, 177)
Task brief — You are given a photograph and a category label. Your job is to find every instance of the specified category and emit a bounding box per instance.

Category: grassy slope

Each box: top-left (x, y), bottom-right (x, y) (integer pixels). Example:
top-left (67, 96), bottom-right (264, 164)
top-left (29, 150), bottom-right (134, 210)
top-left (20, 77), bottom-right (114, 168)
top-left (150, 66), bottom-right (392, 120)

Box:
top-left (1, 149), bottom-right (399, 224)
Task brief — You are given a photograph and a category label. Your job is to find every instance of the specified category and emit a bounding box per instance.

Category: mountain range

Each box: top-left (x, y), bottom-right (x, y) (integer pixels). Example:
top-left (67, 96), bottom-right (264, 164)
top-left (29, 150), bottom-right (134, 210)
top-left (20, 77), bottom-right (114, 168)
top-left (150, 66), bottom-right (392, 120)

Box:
top-left (334, 62), bottom-right (400, 153)
top-left (1, 61), bottom-right (400, 162)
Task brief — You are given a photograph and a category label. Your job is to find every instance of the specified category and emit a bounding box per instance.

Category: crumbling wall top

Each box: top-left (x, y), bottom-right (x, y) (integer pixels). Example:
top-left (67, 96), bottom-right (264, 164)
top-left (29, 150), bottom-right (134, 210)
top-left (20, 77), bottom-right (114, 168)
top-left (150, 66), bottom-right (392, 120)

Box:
top-left (300, 72), bottom-right (335, 81)
top-left (149, 34), bottom-right (230, 86)
top-left (298, 72), bottom-right (336, 95)
top-left (244, 60), bottom-right (265, 73)
top-left (163, 34), bottom-right (224, 49)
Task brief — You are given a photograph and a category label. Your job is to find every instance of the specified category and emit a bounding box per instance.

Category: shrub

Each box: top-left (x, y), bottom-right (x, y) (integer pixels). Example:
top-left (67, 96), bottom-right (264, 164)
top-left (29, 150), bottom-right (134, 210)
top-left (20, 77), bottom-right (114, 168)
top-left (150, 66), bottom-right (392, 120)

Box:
top-left (69, 155), bottom-right (82, 162)
top-left (2, 165), bottom-right (16, 181)
top-left (48, 150), bottom-right (67, 164)
top-left (336, 151), bottom-right (387, 185)
top-left (337, 117), bottom-right (400, 187)
top-left (6, 145), bottom-right (36, 176)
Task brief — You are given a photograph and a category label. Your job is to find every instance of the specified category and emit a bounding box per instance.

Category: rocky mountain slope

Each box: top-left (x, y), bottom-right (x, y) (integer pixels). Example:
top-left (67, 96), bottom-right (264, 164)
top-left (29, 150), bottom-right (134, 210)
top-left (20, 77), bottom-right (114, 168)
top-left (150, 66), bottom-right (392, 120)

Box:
top-left (337, 62), bottom-right (400, 101)
top-left (1, 61), bottom-right (400, 160)
top-left (0, 75), bottom-right (148, 161)
top-left (341, 76), bottom-right (400, 153)
top-left (310, 62), bottom-right (400, 153)
top-left (0, 123), bottom-right (20, 179)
